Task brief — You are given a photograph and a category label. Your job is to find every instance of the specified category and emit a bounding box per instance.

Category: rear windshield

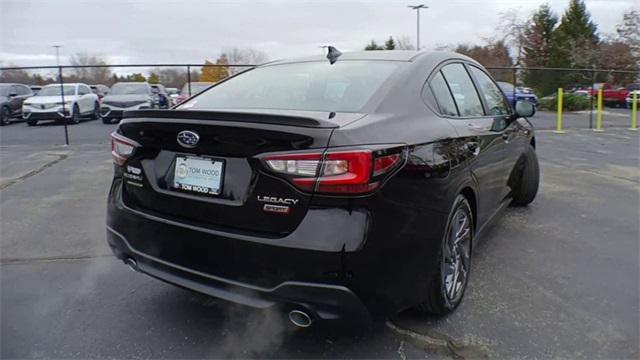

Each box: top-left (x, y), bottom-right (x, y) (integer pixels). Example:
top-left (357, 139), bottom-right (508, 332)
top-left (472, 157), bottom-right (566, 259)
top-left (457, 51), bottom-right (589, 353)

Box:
top-left (110, 83), bottom-right (149, 95)
top-left (179, 61), bottom-right (400, 112)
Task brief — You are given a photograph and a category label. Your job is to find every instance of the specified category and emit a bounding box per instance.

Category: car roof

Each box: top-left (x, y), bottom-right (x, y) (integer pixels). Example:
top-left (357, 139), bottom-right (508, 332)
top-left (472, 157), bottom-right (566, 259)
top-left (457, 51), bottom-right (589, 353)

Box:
top-left (263, 50), bottom-right (474, 66)
top-left (43, 83), bottom-right (84, 86)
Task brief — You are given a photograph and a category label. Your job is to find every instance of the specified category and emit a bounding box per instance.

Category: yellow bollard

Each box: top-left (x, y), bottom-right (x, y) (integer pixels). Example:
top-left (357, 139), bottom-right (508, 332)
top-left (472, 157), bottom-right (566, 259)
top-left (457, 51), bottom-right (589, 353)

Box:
top-left (594, 88), bottom-right (604, 132)
top-left (631, 91), bottom-right (638, 131)
top-left (554, 88), bottom-right (565, 133)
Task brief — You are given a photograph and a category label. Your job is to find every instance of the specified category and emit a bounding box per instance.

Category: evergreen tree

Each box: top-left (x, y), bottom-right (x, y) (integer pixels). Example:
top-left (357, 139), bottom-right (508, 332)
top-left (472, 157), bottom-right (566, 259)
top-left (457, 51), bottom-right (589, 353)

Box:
top-left (364, 40), bottom-right (384, 51)
top-left (556, 0), bottom-right (598, 44)
top-left (522, 4), bottom-right (559, 95)
top-left (384, 36), bottom-right (396, 50)
top-left (523, 4), bottom-right (558, 68)
top-left (552, 0), bottom-right (599, 70)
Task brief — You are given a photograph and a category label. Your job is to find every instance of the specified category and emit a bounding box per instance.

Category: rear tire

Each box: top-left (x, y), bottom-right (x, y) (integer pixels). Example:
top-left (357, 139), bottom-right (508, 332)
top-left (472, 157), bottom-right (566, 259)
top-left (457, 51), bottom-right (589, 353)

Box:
top-left (27, 119), bottom-right (38, 126)
top-left (0, 106), bottom-right (10, 126)
top-left (91, 102), bottom-right (100, 120)
top-left (415, 195), bottom-right (473, 315)
top-left (511, 144), bottom-right (540, 206)
top-left (101, 117), bottom-right (112, 124)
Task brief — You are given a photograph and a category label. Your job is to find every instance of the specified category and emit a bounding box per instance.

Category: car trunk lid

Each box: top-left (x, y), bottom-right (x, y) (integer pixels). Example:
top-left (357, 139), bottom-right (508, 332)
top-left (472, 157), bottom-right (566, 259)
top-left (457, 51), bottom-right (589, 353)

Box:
top-left (117, 110), bottom-right (363, 236)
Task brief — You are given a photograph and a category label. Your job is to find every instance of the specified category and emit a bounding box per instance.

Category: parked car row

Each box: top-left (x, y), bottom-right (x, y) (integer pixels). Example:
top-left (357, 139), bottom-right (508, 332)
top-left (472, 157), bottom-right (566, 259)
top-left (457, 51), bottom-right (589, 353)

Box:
top-left (0, 80), bottom-right (211, 126)
top-left (497, 82), bottom-right (538, 116)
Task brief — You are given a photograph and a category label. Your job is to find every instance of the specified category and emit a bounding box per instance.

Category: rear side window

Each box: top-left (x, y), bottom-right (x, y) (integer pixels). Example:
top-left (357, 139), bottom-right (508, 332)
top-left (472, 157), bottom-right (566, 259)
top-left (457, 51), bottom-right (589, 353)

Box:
top-left (429, 72), bottom-right (458, 116)
top-left (441, 64), bottom-right (484, 117)
top-left (468, 66), bottom-right (510, 116)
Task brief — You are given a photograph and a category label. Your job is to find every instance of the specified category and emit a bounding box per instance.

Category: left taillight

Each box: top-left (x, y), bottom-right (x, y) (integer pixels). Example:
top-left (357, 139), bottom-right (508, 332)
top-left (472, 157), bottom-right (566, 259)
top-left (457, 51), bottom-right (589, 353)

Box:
top-left (262, 147), bottom-right (404, 195)
top-left (111, 132), bottom-right (137, 166)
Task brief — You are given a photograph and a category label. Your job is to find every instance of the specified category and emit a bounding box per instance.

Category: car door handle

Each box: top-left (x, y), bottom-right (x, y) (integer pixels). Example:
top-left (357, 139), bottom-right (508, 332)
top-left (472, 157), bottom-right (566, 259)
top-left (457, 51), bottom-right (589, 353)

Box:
top-left (467, 123), bottom-right (488, 132)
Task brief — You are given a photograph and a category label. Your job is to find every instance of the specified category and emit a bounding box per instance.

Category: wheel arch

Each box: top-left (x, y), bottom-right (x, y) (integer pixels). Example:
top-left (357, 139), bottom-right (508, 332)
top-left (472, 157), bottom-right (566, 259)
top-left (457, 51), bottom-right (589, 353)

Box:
top-left (459, 186), bottom-right (477, 234)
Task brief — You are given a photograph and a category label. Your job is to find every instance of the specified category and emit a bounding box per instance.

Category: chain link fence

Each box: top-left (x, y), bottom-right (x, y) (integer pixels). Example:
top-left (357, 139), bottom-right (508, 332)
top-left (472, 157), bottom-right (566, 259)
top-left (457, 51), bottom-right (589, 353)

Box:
top-left (0, 63), bottom-right (638, 147)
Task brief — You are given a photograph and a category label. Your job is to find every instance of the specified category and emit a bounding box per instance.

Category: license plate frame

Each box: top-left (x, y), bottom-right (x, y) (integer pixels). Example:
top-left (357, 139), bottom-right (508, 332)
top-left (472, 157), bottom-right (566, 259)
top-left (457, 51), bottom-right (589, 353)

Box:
top-left (172, 155), bottom-right (225, 196)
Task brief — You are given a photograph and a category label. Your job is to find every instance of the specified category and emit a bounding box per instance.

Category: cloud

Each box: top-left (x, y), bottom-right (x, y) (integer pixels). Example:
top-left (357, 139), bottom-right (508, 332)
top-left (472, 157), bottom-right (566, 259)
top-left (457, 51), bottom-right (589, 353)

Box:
top-left (1, 0), bottom-right (636, 68)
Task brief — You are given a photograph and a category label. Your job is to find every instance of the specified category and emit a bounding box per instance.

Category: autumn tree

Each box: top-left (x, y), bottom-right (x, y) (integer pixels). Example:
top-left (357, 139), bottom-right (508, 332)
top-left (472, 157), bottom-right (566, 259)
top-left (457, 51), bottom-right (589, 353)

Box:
top-left (200, 56), bottom-right (229, 83)
top-left (147, 72), bottom-right (160, 84)
top-left (596, 40), bottom-right (638, 84)
top-left (455, 41), bottom-right (513, 81)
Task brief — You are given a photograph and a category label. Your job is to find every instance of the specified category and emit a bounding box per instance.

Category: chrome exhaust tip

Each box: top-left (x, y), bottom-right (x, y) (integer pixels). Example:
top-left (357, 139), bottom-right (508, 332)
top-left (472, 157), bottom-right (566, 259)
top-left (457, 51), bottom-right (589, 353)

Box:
top-left (124, 258), bottom-right (138, 272)
top-left (288, 310), bottom-right (312, 328)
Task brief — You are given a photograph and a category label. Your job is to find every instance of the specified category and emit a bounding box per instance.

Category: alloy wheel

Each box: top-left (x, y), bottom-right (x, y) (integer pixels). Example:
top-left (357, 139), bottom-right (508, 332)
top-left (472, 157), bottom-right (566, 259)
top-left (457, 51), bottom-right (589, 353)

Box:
top-left (442, 207), bottom-right (472, 305)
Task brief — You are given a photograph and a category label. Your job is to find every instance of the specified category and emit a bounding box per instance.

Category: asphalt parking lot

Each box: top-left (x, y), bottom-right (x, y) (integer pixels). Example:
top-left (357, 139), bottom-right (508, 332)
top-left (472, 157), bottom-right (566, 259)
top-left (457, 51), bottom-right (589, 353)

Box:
top-left (1, 112), bottom-right (638, 358)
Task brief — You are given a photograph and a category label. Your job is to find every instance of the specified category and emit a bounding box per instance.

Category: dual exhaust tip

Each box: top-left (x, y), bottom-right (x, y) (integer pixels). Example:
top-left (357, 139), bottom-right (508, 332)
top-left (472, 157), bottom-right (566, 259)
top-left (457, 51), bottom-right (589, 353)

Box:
top-left (125, 257), bottom-right (313, 328)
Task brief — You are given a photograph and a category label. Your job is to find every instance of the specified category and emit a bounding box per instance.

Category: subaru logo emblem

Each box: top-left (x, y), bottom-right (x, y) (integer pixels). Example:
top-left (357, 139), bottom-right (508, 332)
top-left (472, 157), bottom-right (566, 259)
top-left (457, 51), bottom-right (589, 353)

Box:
top-left (177, 130), bottom-right (199, 148)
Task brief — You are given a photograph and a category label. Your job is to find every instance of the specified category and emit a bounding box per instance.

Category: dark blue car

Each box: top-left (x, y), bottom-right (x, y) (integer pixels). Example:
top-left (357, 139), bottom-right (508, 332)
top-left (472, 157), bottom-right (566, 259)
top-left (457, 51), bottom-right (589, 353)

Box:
top-left (498, 82), bottom-right (538, 116)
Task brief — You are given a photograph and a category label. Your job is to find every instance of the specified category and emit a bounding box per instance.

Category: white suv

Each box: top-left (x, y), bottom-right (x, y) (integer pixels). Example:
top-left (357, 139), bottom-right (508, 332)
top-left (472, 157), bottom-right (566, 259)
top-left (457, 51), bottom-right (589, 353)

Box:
top-left (22, 83), bottom-right (99, 126)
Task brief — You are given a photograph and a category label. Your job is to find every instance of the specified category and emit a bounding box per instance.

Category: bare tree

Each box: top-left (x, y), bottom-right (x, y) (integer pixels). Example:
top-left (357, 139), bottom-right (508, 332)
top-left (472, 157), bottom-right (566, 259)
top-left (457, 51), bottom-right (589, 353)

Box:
top-left (69, 53), bottom-right (112, 84)
top-left (150, 67), bottom-right (188, 88)
top-left (395, 35), bottom-right (416, 50)
top-left (497, 9), bottom-right (530, 64)
top-left (616, 9), bottom-right (640, 66)
top-left (221, 48), bottom-right (269, 74)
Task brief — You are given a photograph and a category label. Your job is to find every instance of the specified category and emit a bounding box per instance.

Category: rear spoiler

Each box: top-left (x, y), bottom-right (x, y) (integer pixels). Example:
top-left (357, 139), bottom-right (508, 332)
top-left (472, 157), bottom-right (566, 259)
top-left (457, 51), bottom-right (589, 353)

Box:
top-left (122, 110), bottom-right (340, 128)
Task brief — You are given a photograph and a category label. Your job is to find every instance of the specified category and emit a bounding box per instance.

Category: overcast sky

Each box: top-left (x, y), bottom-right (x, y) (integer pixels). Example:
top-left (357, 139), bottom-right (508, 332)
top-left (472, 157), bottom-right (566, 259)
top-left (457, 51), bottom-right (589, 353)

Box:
top-left (1, 0), bottom-right (636, 69)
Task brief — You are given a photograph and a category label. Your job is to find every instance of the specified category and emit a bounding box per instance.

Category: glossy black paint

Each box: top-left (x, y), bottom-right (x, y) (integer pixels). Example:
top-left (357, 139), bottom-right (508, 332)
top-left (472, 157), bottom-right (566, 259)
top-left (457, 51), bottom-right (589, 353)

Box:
top-left (107, 51), bottom-right (535, 322)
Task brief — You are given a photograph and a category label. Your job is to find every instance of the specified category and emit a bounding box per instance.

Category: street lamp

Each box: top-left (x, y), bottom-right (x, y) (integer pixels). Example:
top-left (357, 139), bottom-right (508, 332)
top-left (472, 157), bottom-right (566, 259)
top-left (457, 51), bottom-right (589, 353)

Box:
top-left (408, 4), bottom-right (428, 50)
top-left (52, 45), bottom-right (69, 145)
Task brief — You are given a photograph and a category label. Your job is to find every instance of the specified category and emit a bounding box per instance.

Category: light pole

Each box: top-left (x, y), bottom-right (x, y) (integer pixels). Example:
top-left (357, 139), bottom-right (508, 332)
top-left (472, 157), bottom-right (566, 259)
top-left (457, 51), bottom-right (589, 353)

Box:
top-left (52, 44), bottom-right (69, 145)
top-left (408, 4), bottom-right (428, 50)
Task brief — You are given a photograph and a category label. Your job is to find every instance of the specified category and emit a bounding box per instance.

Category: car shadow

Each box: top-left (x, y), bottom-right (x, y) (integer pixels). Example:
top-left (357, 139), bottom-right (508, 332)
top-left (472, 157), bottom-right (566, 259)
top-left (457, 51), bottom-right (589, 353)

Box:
top-left (144, 286), bottom-right (414, 358)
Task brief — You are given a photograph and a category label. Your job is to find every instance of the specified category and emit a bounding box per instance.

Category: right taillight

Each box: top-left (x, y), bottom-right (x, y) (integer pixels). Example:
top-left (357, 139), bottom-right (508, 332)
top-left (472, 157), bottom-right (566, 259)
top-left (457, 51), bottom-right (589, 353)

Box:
top-left (111, 132), bottom-right (137, 166)
top-left (262, 148), bottom-right (404, 195)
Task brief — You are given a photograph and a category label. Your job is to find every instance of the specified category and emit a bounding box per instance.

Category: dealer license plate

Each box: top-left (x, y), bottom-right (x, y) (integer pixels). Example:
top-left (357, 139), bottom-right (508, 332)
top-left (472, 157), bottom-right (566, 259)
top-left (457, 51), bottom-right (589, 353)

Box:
top-left (173, 156), bottom-right (224, 195)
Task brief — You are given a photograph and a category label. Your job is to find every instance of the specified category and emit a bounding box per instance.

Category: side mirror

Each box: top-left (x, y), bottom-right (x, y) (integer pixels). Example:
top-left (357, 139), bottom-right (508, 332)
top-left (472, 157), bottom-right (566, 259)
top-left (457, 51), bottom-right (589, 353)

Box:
top-left (8, 92), bottom-right (18, 97)
top-left (515, 100), bottom-right (535, 118)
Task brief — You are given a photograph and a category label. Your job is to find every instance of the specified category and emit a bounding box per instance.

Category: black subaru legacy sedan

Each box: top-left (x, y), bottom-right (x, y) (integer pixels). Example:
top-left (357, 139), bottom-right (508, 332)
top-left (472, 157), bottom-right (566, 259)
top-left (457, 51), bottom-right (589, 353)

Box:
top-left (106, 51), bottom-right (539, 327)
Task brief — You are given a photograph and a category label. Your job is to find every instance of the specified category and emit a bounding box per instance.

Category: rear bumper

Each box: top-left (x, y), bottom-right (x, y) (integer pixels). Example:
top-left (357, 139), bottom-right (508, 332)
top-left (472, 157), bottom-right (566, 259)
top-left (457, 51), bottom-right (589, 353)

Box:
top-left (107, 169), bottom-right (448, 322)
top-left (106, 225), bottom-right (370, 323)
